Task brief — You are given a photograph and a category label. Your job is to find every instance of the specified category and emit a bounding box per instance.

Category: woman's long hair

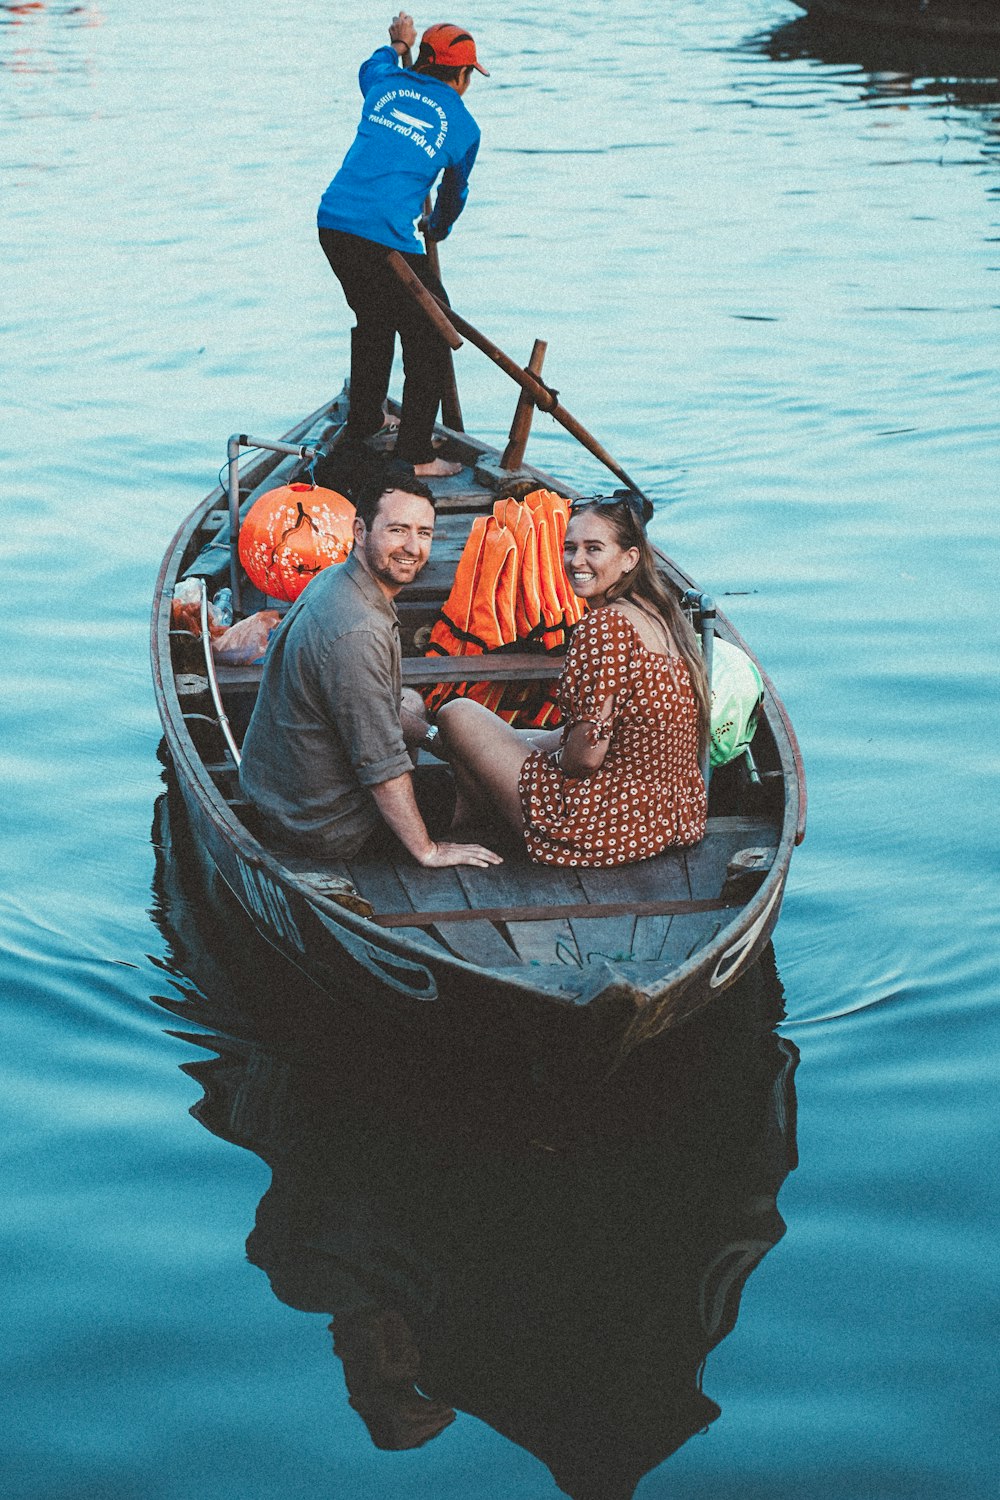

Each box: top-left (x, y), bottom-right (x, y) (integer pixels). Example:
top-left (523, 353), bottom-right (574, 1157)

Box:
top-left (573, 499), bottom-right (712, 762)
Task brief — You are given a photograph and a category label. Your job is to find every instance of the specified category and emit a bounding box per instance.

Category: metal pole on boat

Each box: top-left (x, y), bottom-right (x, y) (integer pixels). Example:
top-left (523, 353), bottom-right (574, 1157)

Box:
top-left (198, 579), bottom-right (242, 769)
top-left (696, 593), bottom-right (716, 793)
top-left (226, 434), bottom-right (243, 612)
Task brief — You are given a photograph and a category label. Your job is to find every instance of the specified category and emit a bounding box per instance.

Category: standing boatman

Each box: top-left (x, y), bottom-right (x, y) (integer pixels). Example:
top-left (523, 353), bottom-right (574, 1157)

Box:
top-left (318, 13), bottom-right (488, 479)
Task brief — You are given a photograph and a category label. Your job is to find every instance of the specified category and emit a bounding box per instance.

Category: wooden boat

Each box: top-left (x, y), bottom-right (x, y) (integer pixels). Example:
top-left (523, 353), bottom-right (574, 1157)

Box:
top-left (792, 0), bottom-right (1000, 41)
top-left (151, 384), bottom-right (805, 1074)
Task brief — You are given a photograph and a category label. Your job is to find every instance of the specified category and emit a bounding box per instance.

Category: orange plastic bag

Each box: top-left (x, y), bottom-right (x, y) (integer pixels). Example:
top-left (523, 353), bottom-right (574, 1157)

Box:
top-left (211, 610), bottom-right (282, 665)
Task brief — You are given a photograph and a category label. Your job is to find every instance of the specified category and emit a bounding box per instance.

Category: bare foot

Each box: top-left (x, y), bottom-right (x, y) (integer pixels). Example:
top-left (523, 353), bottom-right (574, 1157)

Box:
top-left (413, 457), bottom-right (463, 478)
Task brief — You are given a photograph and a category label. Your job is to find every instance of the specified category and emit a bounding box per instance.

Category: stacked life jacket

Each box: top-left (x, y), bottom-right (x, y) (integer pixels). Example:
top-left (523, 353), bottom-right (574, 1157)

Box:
top-left (424, 489), bottom-right (586, 727)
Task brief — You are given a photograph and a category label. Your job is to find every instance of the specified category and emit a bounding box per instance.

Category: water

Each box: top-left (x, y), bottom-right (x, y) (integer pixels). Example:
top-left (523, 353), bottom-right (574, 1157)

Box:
top-left (3, 1), bottom-right (998, 1495)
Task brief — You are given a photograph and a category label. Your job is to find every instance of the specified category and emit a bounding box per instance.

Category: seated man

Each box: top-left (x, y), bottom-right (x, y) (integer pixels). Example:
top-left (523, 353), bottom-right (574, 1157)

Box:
top-left (239, 471), bottom-right (501, 870)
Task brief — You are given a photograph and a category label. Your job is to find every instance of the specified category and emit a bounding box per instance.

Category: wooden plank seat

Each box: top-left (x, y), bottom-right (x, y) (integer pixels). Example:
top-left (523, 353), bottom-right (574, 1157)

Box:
top-left (369, 893), bottom-right (735, 928)
top-left (405, 652), bottom-right (564, 684)
top-left (215, 651), bottom-right (566, 693)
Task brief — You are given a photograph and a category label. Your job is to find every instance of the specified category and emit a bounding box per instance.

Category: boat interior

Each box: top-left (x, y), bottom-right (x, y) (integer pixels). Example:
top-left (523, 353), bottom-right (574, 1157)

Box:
top-left (168, 399), bottom-right (790, 982)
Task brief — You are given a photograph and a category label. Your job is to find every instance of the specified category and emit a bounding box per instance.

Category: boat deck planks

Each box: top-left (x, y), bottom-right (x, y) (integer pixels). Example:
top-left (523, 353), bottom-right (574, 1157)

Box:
top-left (569, 914), bottom-right (637, 966)
top-left (505, 915), bottom-right (582, 968)
top-left (663, 911), bottom-right (728, 963)
top-left (432, 918), bottom-right (523, 968)
top-left (456, 859), bottom-right (585, 968)
top-left (320, 818), bottom-right (769, 972)
top-left (685, 815), bottom-right (776, 899)
top-left (345, 855), bottom-right (441, 953)
top-left (576, 860), bottom-right (689, 965)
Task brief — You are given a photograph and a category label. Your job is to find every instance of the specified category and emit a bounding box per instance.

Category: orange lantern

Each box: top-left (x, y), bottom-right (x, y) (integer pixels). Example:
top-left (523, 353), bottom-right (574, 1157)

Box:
top-left (238, 482), bottom-right (355, 602)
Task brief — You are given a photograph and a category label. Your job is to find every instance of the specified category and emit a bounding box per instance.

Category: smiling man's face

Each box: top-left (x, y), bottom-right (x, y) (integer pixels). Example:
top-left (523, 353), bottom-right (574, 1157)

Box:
top-left (356, 488), bottom-right (436, 596)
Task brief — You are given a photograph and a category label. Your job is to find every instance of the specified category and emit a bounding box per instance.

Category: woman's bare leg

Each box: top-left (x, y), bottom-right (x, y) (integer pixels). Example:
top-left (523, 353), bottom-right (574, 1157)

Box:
top-left (436, 699), bottom-right (532, 834)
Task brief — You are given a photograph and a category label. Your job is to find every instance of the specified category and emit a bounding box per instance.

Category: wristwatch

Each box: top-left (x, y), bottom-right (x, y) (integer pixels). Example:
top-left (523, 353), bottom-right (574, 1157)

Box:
top-left (421, 724), bottom-right (442, 755)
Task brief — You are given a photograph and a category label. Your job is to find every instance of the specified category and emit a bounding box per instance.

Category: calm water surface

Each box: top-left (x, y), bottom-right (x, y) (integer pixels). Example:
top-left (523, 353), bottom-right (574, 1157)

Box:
top-left (3, 1), bottom-right (998, 1496)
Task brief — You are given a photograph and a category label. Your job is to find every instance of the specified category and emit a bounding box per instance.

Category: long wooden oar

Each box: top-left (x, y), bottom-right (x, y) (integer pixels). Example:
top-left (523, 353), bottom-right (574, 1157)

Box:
top-left (421, 198), bottom-right (464, 431)
top-left (387, 251), bottom-right (653, 507)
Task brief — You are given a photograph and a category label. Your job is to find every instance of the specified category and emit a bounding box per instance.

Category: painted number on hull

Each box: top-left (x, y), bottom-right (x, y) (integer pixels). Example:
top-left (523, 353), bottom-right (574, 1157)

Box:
top-left (238, 860), bottom-right (305, 952)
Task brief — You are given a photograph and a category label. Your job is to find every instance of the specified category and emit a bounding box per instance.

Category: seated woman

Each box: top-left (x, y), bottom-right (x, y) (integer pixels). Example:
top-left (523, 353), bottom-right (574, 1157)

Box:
top-left (436, 495), bottom-right (711, 867)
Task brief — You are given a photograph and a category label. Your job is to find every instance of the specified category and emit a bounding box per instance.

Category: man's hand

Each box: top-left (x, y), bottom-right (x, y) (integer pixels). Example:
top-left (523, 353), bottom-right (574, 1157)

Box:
top-left (418, 840), bottom-right (503, 869)
top-left (388, 12), bottom-right (417, 51)
top-left (370, 774), bottom-right (501, 868)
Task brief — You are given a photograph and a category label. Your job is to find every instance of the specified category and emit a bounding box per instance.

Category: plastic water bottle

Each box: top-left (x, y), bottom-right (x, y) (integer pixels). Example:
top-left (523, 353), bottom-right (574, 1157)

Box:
top-left (211, 587), bottom-right (233, 629)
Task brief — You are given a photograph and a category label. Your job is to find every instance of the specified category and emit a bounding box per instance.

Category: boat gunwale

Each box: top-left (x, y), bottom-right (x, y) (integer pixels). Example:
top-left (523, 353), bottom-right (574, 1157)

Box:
top-left (792, 0), bottom-right (1000, 40)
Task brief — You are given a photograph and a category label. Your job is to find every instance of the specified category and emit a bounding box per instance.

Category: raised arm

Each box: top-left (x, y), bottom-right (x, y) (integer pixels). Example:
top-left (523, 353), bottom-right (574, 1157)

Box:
top-left (387, 10), bottom-right (416, 68)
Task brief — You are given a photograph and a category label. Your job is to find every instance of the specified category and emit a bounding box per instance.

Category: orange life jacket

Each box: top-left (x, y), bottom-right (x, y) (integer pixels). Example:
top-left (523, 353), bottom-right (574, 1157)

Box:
top-left (423, 489), bottom-right (581, 726)
top-left (424, 513), bottom-right (491, 660)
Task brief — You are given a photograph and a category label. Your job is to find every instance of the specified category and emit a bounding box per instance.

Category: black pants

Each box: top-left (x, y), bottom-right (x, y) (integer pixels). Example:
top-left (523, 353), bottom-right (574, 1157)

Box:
top-left (319, 227), bottom-right (451, 466)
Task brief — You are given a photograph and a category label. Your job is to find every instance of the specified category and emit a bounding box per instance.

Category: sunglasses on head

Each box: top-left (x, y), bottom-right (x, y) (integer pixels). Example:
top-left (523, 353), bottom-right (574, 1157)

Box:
top-left (570, 490), bottom-right (654, 527)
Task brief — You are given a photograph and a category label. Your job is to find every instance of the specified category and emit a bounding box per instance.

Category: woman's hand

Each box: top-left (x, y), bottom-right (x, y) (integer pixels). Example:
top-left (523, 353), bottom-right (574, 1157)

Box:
top-left (417, 840), bottom-right (503, 869)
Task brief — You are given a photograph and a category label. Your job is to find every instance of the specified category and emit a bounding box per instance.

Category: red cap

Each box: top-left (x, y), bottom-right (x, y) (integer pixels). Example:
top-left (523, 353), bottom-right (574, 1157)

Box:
top-left (418, 23), bottom-right (489, 76)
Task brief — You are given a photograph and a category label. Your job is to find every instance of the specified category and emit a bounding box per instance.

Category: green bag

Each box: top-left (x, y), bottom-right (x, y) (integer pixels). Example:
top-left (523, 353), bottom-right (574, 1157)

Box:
top-left (709, 638), bottom-right (764, 768)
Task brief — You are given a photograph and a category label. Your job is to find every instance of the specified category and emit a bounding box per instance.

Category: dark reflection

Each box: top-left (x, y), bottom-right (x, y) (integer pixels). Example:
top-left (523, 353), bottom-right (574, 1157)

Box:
top-left (0, 1), bottom-right (102, 24)
top-left (748, 13), bottom-right (1000, 109)
top-left (149, 778), bottom-right (799, 1499)
top-left (0, 2), bottom-right (103, 79)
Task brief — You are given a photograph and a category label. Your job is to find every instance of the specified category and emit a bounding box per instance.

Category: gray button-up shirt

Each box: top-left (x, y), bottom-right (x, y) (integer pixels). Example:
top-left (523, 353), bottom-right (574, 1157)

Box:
top-left (239, 551), bottom-right (413, 856)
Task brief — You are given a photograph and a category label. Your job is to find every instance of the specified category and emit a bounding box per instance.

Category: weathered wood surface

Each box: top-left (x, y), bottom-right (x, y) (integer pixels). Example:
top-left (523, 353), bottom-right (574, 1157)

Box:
top-left (342, 817), bottom-right (775, 972)
top-left (372, 895), bottom-right (734, 929)
top-left (215, 652), bottom-right (564, 693)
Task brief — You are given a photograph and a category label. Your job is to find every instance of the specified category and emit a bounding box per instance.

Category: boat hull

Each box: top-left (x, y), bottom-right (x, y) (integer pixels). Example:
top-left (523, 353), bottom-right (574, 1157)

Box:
top-left (793, 1), bottom-right (1000, 40)
top-left (161, 752), bottom-right (789, 1075)
top-left (151, 392), bottom-right (804, 1072)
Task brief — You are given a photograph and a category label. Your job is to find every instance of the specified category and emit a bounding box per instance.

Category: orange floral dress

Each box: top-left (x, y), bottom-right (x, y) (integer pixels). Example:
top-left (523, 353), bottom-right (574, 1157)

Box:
top-left (518, 607), bottom-right (706, 868)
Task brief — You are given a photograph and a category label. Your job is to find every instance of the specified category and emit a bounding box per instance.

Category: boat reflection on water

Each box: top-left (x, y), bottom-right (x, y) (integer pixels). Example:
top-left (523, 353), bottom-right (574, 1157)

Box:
top-left (750, 11), bottom-right (1000, 105)
top-left (150, 778), bottom-right (799, 1500)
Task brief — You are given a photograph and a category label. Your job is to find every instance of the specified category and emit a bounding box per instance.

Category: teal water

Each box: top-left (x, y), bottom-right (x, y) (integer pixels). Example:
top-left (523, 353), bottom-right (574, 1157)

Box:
top-left (3, 2), bottom-right (998, 1496)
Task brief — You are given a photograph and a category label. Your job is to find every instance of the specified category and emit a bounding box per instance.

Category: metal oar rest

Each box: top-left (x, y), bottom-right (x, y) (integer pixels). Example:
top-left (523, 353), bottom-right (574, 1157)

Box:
top-left (682, 590), bottom-right (763, 793)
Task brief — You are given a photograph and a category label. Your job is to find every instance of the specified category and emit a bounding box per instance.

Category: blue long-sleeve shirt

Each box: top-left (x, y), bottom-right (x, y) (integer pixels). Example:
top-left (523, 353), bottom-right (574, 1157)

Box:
top-left (317, 46), bottom-right (480, 253)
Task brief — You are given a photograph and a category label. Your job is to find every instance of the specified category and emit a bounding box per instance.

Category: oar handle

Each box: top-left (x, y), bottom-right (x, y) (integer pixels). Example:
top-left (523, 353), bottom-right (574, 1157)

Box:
top-left (429, 288), bottom-right (650, 500)
top-left (387, 252), bottom-right (463, 350)
top-left (386, 252), bottom-right (653, 507)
